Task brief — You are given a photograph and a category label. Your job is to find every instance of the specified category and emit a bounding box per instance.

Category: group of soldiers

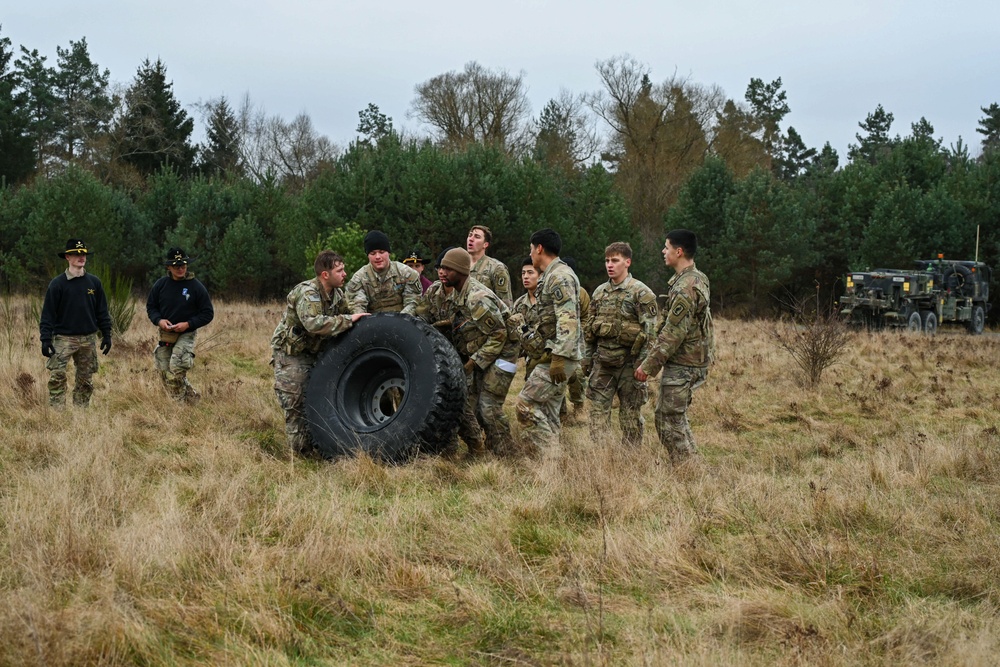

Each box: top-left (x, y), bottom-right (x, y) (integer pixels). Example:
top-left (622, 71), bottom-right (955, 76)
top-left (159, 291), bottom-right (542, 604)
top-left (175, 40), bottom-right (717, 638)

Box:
top-left (270, 225), bottom-right (715, 466)
top-left (39, 224), bottom-right (715, 467)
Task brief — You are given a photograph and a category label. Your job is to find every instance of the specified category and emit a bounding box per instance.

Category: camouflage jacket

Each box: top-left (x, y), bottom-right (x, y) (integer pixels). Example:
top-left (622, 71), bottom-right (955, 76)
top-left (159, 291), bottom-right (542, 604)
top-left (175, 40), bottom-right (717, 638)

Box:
top-left (585, 274), bottom-right (658, 367)
top-left (640, 264), bottom-right (714, 375)
top-left (345, 261), bottom-right (421, 315)
top-left (449, 277), bottom-right (516, 368)
top-left (271, 278), bottom-right (353, 356)
top-left (470, 254), bottom-right (513, 308)
top-left (510, 291), bottom-right (542, 359)
top-left (414, 280), bottom-right (455, 343)
top-left (534, 258), bottom-right (583, 362)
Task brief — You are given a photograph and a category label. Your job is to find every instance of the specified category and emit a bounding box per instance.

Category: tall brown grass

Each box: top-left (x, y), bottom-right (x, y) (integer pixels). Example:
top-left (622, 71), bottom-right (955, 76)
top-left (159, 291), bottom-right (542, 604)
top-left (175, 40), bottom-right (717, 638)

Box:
top-left (2, 298), bottom-right (999, 665)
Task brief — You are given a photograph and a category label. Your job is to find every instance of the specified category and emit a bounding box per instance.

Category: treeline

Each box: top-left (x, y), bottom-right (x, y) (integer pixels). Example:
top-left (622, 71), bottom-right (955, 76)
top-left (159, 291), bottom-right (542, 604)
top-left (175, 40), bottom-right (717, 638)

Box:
top-left (2, 29), bottom-right (999, 314)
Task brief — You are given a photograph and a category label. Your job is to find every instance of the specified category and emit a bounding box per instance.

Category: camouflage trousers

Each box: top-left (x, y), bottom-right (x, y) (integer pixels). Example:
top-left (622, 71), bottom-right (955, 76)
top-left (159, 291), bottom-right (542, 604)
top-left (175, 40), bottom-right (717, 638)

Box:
top-left (476, 361), bottom-right (517, 455)
top-left (586, 359), bottom-right (649, 446)
top-left (46, 333), bottom-right (99, 407)
top-left (567, 364), bottom-right (586, 406)
top-left (154, 331), bottom-right (199, 401)
top-left (515, 359), bottom-right (579, 453)
top-left (558, 363), bottom-right (587, 421)
top-left (272, 349), bottom-right (318, 456)
top-left (655, 364), bottom-right (708, 465)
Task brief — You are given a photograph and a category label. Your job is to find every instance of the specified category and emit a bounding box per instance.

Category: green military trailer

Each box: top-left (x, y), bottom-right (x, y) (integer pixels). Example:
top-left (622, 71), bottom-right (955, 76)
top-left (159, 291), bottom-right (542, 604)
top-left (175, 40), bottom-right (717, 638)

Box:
top-left (839, 259), bottom-right (991, 334)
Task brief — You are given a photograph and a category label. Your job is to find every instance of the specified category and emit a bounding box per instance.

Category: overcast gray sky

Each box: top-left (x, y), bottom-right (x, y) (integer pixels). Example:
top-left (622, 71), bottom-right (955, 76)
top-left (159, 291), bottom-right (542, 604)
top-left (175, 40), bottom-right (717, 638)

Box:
top-left (5, 0), bottom-right (999, 160)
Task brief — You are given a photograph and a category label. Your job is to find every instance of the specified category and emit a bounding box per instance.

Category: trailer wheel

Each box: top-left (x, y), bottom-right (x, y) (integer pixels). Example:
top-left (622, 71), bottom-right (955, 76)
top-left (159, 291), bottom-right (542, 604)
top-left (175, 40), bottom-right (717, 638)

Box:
top-left (921, 310), bottom-right (938, 335)
top-left (967, 303), bottom-right (985, 335)
top-left (304, 313), bottom-right (467, 462)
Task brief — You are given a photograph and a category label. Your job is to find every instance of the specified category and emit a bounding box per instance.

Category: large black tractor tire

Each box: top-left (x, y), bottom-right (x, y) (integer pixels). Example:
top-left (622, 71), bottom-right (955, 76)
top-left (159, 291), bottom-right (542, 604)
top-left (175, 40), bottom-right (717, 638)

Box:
top-left (921, 310), bottom-right (938, 335)
top-left (305, 313), bottom-right (467, 462)
top-left (967, 303), bottom-right (986, 335)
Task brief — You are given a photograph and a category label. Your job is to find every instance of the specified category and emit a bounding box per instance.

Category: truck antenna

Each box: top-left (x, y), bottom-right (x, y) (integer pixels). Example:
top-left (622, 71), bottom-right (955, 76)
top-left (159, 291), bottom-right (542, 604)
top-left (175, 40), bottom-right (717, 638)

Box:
top-left (975, 224), bottom-right (980, 263)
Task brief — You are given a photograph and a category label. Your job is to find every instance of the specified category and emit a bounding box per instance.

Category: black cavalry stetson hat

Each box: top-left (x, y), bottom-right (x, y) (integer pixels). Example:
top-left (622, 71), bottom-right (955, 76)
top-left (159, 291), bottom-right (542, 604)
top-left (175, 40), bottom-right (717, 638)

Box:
top-left (59, 239), bottom-right (89, 258)
top-left (165, 247), bottom-right (191, 266)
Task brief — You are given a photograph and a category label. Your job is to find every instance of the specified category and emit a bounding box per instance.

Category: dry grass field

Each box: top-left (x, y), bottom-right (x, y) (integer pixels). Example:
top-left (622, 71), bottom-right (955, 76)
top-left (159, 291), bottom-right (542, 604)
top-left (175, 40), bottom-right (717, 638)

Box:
top-left (2, 297), bottom-right (999, 665)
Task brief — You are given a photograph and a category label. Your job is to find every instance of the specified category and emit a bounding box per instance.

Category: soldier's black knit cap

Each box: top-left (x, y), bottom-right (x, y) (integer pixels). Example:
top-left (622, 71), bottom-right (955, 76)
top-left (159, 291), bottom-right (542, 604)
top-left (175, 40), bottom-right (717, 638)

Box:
top-left (364, 230), bottom-right (391, 254)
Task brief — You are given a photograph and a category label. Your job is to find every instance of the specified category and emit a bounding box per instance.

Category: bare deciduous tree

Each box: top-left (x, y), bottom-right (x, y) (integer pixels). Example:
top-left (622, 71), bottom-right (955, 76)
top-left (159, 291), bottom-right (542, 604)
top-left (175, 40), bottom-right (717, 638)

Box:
top-left (588, 55), bottom-right (725, 273)
top-left (235, 94), bottom-right (337, 187)
top-left (410, 61), bottom-right (531, 155)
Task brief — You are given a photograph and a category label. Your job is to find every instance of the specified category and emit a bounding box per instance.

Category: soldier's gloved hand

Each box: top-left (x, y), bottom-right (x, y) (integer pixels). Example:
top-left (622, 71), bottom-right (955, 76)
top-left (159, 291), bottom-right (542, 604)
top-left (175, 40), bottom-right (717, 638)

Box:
top-left (432, 319), bottom-right (453, 330)
top-left (41, 340), bottom-right (55, 358)
top-left (463, 359), bottom-right (476, 374)
top-left (549, 355), bottom-right (568, 384)
top-left (100, 335), bottom-right (112, 355)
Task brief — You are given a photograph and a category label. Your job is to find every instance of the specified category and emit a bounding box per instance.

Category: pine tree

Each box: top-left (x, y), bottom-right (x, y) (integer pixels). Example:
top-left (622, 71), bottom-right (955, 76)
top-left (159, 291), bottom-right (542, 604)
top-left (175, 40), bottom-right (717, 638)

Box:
top-left (0, 26), bottom-right (34, 184)
top-left (113, 58), bottom-right (195, 177)
top-left (847, 104), bottom-right (896, 165)
top-left (200, 96), bottom-right (242, 178)
top-left (53, 38), bottom-right (112, 163)
top-left (13, 46), bottom-right (57, 172)
top-left (976, 103), bottom-right (1000, 155)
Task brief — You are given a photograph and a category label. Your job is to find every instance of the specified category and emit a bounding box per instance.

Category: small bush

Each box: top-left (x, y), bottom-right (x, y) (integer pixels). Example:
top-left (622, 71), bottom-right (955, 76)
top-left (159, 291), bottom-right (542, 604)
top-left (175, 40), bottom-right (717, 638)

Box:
top-left (90, 262), bottom-right (137, 337)
top-left (770, 312), bottom-right (851, 388)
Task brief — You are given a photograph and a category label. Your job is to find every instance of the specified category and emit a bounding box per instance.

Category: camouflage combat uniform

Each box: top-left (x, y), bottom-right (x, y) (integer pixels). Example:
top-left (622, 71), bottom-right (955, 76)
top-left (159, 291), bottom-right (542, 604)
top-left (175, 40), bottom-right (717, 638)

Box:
top-left (414, 280), bottom-right (455, 342)
top-left (639, 264), bottom-right (714, 464)
top-left (470, 254), bottom-right (513, 308)
top-left (563, 287), bottom-right (590, 415)
top-left (510, 290), bottom-right (543, 379)
top-left (416, 280), bottom-right (476, 456)
top-left (345, 261), bottom-right (421, 315)
top-left (584, 274), bottom-right (658, 445)
top-left (450, 277), bottom-right (519, 456)
top-left (514, 258), bottom-right (583, 452)
top-left (271, 278), bottom-right (355, 456)
top-left (39, 269), bottom-right (111, 407)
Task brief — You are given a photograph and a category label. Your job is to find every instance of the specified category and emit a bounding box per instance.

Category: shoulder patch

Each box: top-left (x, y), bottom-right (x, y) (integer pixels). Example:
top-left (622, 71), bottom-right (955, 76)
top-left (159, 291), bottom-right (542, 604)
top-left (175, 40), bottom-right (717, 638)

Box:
top-left (668, 294), bottom-right (694, 325)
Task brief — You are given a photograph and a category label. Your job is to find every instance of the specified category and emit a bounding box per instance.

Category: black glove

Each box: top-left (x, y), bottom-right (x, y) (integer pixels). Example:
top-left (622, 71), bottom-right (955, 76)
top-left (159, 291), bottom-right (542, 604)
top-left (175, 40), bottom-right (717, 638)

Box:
top-left (42, 340), bottom-right (55, 357)
top-left (100, 335), bottom-right (112, 355)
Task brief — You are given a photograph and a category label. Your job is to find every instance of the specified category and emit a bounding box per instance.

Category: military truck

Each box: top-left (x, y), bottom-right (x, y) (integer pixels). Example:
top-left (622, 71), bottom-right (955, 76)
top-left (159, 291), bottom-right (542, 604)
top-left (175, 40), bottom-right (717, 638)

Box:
top-left (839, 258), bottom-right (991, 334)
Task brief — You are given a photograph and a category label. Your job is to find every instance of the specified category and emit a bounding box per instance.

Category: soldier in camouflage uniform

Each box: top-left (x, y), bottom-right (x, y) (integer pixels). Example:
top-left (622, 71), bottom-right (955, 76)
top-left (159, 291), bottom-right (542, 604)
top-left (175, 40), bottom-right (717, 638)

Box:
top-left (583, 242), bottom-right (658, 446)
top-left (514, 229), bottom-right (583, 453)
top-left (559, 256), bottom-right (589, 422)
top-left (510, 257), bottom-right (543, 380)
top-left (467, 225), bottom-right (513, 308)
top-left (432, 248), bottom-right (520, 457)
top-left (414, 247), bottom-right (457, 339)
top-left (146, 248), bottom-right (215, 404)
top-left (272, 250), bottom-right (368, 457)
top-left (346, 230), bottom-right (421, 315)
top-left (39, 239), bottom-right (112, 408)
top-left (635, 230), bottom-right (715, 466)
top-left (415, 248), bottom-right (481, 457)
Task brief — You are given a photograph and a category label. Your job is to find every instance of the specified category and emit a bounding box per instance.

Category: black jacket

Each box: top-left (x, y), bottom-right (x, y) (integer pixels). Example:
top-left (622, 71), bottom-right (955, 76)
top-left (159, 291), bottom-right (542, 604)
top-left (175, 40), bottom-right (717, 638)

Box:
top-left (146, 274), bottom-right (215, 331)
top-left (39, 270), bottom-right (112, 341)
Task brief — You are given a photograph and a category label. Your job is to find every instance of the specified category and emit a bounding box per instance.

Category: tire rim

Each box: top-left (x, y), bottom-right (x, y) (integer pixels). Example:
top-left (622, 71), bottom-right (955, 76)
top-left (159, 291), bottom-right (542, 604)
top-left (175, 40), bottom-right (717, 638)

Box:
top-left (337, 350), bottom-right (409, 432)
top-left (370, 377), bottom-right (406, 423)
